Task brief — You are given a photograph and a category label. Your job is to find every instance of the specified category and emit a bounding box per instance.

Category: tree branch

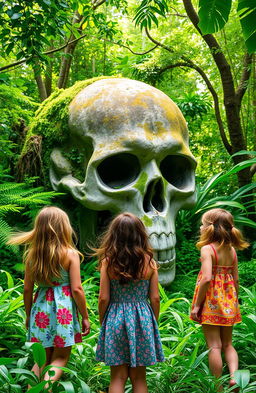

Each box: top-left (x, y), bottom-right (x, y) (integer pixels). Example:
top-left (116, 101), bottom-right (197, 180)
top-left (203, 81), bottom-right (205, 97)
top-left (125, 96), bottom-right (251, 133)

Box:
top-left (236, 53), bottom-right (253, 105)
top-left (145, 27), bottom-right (176, 56)
top-left (144, 28), bottom-right (231, 153)
top-left (158, 62), bottom-right (232, 153)
top-left (104, 38), bottom-right (159, 55)
top-left (0, 0), bottom-right (106, 74)
top-left (0, 33), bottom-right (88, 73)
top-left (169, 6), bottom-right (187, 18)
top-left (182, 0), bottom-right (236, 97)
top-left (0, 33), bottom-right (158, 73)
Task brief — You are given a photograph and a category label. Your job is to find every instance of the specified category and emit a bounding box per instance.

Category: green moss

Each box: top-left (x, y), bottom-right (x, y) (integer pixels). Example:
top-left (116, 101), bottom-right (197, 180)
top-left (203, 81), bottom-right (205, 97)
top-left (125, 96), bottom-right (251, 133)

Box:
top-left (142, 215), bottom-right (153, 227)
top-left (21, 76), bottom-right (113, 180)
top-left (134, 171), bottom-right (148, 195)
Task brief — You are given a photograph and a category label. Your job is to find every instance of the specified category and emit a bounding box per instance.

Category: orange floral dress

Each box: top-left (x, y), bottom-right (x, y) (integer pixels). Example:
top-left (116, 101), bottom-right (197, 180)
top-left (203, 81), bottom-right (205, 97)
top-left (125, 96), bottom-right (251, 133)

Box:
top-left (190, 244), bottom-right (241, 326)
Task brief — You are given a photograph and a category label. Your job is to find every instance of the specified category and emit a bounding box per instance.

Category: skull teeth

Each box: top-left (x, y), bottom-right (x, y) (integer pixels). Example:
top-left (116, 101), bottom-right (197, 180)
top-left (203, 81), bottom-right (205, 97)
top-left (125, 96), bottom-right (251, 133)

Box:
top-left (149, 233), bottom-right (176, 270)
top-left (149, 232), bottom-right (175, 251)
top-left (158, 248), bottom-right (175, 261)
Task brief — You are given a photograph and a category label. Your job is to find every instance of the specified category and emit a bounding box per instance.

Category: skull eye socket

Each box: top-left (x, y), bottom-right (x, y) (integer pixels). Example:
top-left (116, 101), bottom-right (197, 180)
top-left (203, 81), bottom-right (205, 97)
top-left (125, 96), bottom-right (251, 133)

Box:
top-left (97, 153), bottom-right (140, 189)
top-left (160, 155), bottom-right (194, 189)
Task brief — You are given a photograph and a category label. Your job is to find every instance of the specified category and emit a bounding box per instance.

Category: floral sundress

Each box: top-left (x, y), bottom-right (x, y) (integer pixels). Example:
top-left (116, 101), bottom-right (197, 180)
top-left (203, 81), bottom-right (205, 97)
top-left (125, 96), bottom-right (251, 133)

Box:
top-left (190, 244), bottom-right (241, 326)
top-left (96, 279), bottom-right (165, 367)
top-left (28, 267), bottom-right (82, 348)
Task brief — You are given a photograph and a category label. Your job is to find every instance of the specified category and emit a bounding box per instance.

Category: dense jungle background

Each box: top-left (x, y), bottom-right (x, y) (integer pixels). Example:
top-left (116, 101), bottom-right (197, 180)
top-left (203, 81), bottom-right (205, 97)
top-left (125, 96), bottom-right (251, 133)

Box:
top-left (0, 0), bottom-right (256, 392)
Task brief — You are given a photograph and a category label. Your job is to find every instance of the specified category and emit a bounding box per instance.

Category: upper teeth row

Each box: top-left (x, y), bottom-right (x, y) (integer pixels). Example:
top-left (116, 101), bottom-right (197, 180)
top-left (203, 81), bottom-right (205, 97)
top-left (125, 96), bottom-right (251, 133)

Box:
top-left (149, 232), bottom-right (176, 251)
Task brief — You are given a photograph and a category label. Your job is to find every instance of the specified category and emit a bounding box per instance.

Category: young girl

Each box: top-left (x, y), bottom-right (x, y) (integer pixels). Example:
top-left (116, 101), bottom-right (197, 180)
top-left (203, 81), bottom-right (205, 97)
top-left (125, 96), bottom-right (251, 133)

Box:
top-left (190, 208), bottom-right (249, 391)
top-left (8, 206), bottom-right (90, 384)
top-left (95, 212), bottom-right (164, 393)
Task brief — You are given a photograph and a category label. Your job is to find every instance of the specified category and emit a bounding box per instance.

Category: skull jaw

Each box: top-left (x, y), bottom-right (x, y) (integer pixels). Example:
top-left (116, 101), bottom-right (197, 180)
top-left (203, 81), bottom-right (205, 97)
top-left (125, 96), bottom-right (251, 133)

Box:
top-left (158, 260), bottom-right (176, 286)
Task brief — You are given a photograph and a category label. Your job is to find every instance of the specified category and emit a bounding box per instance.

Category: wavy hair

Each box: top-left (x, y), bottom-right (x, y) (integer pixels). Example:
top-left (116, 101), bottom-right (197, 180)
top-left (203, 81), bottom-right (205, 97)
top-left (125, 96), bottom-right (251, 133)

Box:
top-left (197, 208), bottom-right (249, 250)
top-left (94, 212), bottom-right (154, 284)
top-left (8, 206), bottom-right (82, 285)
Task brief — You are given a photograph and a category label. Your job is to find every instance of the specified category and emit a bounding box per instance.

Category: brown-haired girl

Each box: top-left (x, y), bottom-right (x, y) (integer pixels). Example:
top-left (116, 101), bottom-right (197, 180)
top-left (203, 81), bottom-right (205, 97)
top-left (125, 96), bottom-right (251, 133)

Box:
top-left (190, 208), bottom-right (249, 391)
top-left (8, 206), bottom-right (90, 384)
top-left (95, 212), bottom-right (164, 393)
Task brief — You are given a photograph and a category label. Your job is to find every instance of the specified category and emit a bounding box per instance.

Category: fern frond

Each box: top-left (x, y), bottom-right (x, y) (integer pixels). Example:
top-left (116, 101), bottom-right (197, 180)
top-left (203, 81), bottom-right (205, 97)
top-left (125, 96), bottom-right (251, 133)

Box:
top-left (0, 205), bottom-right (23, 216)
top-left (0, 182), bottom-right (27, 193)
top-left (0, 219), bottom-right (12, 245)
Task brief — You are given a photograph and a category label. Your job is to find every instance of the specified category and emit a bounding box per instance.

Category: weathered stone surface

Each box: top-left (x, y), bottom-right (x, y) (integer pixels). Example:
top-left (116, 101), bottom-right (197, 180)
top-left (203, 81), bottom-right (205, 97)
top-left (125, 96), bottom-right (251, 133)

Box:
top-left (50, 78), bottom-right (197, 285)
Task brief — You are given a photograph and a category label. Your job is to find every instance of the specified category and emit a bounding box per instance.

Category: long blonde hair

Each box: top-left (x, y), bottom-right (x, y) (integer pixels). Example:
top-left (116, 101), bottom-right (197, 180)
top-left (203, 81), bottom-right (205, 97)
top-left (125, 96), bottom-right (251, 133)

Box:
top-left (197, 208), bottom-right (249, 250)
top-left (8, 206), bottom-right (82, 284)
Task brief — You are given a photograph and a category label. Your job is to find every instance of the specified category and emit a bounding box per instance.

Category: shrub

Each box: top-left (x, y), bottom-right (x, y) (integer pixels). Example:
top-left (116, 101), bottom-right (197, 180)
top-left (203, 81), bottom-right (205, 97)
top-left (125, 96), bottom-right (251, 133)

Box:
top-left (239, 259), bottom-right (256, 288)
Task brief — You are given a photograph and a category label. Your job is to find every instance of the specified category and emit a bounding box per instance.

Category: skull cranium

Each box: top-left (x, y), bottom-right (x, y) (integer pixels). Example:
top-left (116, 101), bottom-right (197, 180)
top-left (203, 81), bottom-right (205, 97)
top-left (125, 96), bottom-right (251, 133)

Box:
top-left (50, 78), bottom-right (197, 285)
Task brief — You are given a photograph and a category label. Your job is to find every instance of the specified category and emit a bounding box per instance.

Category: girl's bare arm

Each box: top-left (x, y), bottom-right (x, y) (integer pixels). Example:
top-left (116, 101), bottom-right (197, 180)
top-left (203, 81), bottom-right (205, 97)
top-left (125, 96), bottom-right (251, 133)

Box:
top-left (23, 265), bottom-right (34, 325)
top-left (191, 246), bottom-right (212, 320)
top-left (98, 260), bottom-right (110, 325)
top-left (149, 263), bottom-right (160, 321)
top-left (69, 251), bottom-right (90, 335)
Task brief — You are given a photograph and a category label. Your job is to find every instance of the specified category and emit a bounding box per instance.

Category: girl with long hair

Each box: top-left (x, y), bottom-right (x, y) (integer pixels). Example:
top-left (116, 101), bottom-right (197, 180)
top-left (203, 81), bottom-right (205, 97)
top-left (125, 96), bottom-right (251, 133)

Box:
top-left (190, 208), bottom-right (249, 392)
top-left (8, 206), bottom-right (90, 384)
top-left (95, 212), bottom-right (164, 393)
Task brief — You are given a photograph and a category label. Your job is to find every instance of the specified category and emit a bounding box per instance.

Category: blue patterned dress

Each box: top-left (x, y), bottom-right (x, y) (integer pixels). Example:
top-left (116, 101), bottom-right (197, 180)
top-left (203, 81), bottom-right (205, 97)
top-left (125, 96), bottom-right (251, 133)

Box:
top-left (28, 267), bottom-right (82, 348)
top-left (96, 279), bottom-right (165, 367)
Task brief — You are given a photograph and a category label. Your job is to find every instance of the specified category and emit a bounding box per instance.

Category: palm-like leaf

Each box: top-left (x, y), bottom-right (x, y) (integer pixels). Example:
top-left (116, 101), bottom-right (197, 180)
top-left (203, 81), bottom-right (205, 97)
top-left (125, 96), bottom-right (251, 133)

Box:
top-left (198, 0), bottom-right (232, 34)
top-left (237, 0), bottom-right (256, 53)
top-left (198, 0), bottom-right (256, 53)
top-left (178, 156), bottom-right (256, 230)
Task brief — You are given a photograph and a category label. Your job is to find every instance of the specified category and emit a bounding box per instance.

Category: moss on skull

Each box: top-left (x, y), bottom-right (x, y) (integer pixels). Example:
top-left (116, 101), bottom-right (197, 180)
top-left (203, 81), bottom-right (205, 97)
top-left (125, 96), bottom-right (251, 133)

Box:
top-left (141, 215), bottom-right (153, 227)
top-left (21, 76), bottom-right (112, 182)
top-left (134, 171), bottom-right (148, 195)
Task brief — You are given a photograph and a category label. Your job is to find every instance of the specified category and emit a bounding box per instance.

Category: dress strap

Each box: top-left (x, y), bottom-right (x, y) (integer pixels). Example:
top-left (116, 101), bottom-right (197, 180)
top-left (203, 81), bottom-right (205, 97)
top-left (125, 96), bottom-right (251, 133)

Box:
top-left (143, 263), bottom-right (149, 279)
top-left (143, 258), bottom-right (151, 279)
top-left (209, 244), bottom-right (218, 265)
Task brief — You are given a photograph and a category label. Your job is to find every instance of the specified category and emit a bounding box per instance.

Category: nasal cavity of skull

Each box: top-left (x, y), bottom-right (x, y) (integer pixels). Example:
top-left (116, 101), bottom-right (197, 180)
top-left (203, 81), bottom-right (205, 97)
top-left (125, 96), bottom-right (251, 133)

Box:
top-left (160, 155), bottom-right (192, 189)
top-left (97, 153), bottom-right (140, 189)
top-left (143, 179), bottom-right (165, 213)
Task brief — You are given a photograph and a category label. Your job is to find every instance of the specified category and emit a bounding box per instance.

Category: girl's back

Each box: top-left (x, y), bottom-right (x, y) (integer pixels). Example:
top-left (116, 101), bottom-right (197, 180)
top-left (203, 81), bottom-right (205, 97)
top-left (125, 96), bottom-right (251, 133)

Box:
top-left (96, 259), bottom-right (164, 367)
top-left (95, 213), bottom-right (165, 369)
top-left (28, 249), bottom-right (83, 347)
top-left (107, 257), bottom-right (153, 303)
top-left (210, 242), bottom-right (236, 267)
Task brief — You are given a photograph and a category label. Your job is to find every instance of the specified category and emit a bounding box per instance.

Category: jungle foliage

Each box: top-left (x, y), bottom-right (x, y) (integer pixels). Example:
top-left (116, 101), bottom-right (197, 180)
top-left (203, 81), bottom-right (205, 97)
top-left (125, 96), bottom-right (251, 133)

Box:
top-left (0, 1), bottom-right (255, 392)
top-left (0, 270), bottom-right (256, 392)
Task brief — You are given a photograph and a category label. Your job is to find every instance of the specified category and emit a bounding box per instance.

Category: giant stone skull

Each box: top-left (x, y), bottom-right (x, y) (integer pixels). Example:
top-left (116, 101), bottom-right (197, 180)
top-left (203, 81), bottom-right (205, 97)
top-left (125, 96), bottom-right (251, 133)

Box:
top-left (50, 78), bottom-right (197, 285)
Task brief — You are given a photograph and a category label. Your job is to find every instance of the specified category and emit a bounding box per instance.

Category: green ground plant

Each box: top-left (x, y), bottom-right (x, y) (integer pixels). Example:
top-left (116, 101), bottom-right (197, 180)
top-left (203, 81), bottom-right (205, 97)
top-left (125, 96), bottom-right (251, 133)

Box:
top-left (0, 270), bottom-right (255, 393)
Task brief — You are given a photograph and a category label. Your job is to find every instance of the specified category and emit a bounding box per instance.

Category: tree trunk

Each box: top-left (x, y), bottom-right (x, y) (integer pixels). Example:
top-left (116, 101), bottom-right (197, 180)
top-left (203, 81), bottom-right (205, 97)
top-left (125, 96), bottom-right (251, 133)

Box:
top-left (33, 67), bottom-right (47, 102)
top-left (183, 0), bottom-right (252, 188)
top-left (57, 12), bottom-right (83, 89)
top-left (44, 44), bottom-right (54, 97)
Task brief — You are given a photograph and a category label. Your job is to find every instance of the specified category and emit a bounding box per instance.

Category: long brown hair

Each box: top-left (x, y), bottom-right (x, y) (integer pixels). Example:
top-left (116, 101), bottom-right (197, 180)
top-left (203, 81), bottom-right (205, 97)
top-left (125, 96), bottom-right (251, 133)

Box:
top-left (197, 208), bottom-right (249, 250)
top-left (95, 212), bottom-right (154, 284)
top-left (8, 206), bottom-right (82, 284)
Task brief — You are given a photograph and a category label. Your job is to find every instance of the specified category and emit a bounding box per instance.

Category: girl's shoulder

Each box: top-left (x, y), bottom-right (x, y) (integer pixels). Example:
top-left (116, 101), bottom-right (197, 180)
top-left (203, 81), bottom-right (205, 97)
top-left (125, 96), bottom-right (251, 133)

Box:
top-left (200, 244), bottom-right (215, 256)
top-left (144, 257), bottom-right (158, 280)
top-left (62, 248), bottom-right (80, 271)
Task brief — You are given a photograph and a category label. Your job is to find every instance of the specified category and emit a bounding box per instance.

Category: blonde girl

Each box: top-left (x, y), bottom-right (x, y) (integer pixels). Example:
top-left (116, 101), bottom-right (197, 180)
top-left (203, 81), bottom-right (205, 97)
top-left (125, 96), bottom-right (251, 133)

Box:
top-left (190, 208), bottom-right (249, 391)
top-left (95, 212), bottom-right (164, 393)
top-left (8, 206), bottom-right (90, 384)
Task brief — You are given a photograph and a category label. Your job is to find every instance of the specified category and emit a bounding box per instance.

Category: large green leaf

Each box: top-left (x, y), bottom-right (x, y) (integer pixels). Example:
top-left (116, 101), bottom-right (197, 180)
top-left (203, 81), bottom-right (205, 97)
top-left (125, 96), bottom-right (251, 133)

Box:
top-left (0, 270), bottom-right (14, 289)
top-left (198, 0), bottom-right (232, 34)
top-left (28, 381), bottom-right (47, 393)
top-left (234, 369), bottom-right (250, 388)
top-left (31, 343), bottom-right (46, 368)
top-left (0, 357), bottom-right (16, 365)
top-left (237, 0), bottom-right (256, 53)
